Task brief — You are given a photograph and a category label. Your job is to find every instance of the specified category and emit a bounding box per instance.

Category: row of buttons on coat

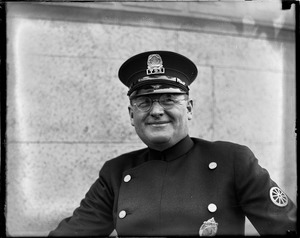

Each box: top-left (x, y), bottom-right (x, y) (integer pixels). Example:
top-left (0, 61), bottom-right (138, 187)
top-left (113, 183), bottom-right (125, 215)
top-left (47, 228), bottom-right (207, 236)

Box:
top-left (208, 161), bottom-right (218, 213)
top-left (122, 162), bottom-right (217, 183)
top-left (119, 175), bottom-right (131, 219)
top-left (118, 203), bottom-right (218, 219)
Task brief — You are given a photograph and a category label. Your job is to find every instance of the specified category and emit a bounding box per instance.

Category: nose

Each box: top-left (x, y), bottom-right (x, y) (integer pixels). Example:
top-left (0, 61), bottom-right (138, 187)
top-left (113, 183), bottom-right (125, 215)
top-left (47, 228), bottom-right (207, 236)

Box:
top-left (150, 101), bottom-right (164, 117)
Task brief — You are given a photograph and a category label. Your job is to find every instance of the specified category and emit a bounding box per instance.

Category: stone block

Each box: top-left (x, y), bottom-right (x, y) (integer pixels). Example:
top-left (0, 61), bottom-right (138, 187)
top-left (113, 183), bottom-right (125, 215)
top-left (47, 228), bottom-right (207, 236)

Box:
top-left (6, 142), bottom-right (145, 236)
top-left (188, 66), bottom-right (214, 140)
top-left (212, 68), bottom-right (284, 144)
top-left (11, 18), bottom-right (178, 59)
top-left (121, 2), bottom-right (183, 11)
top-left (7, 55), bottom-right (139, 143)
top-left (178, 31), bottom-right (294, 73)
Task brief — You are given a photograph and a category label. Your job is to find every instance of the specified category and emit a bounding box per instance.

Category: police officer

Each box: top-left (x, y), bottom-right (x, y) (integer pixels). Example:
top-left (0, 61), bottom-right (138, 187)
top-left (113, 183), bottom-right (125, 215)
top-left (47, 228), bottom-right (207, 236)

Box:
top-left (49, 51), bottom-right (297, 236)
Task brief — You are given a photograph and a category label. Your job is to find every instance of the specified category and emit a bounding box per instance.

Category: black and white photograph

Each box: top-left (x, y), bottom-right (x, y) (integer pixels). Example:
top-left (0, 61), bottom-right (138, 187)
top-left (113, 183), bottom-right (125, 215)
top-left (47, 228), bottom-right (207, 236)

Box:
top-left (3, 0), bottom-right (298, 236)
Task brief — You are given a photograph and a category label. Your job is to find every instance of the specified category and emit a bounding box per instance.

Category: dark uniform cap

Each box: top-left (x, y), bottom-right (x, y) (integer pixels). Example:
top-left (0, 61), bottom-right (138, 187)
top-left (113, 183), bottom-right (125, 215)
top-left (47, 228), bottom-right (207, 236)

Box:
top-left (118, 51), bottom-right (198, 97)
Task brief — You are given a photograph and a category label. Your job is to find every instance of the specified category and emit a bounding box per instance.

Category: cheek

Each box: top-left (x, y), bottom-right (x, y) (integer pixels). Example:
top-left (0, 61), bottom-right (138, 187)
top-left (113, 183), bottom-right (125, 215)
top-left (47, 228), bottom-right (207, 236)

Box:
top-left (173, 111), bottom-right (190, 131)
top-left (173, 108), bottom-right (189, 123)
top-left (177, 116), bottom-right (188, 129)
top-left (132, 113), bottom-right (146, 129)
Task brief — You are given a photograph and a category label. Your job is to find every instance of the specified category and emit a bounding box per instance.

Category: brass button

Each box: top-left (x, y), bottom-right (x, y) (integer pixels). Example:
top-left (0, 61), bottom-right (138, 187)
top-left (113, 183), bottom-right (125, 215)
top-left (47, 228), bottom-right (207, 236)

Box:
top-left (209, 162), bottom-right (217, 170)
top-left (208, 203), bottom-right (217, 213)
top-left (119, 210), bottom-right (127, 219)
top-left (124, 175), bottom-right (131, 183)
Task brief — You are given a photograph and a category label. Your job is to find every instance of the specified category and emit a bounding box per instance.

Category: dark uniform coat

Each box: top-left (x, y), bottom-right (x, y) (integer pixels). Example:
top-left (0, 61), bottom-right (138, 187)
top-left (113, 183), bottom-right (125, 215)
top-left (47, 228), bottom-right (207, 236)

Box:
top-left (49, 136), bottom-right (297, 236)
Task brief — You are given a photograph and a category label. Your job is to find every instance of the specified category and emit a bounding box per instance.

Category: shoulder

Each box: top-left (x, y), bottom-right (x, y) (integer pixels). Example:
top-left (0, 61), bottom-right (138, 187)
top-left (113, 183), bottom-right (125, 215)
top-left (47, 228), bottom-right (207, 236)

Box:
top-left (191, 137), bottom-right (253, 156)
top-left (102, 147), bottom-right (148, 172)
top-left (97, 147), bottom-right (148, 185)
top-left (190, 137), bottom-right (257, 170)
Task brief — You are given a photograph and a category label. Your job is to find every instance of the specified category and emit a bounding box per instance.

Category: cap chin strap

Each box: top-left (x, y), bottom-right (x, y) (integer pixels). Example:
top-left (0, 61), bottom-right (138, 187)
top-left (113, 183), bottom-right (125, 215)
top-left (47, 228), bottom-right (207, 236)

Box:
top-left (137, 76), bottom-right (186, 86)
top-left (127, 79), bottom-right (189, 96)
top-left (129, 87), bottom-right (187, 98)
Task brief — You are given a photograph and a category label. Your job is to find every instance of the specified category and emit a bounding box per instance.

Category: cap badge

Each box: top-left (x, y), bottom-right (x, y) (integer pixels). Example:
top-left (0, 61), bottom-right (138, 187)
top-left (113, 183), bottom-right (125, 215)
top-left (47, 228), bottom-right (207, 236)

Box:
top-left (269, 187), bottom-right (288, 207)
top-left (147, 54), bottom-right (165, 75)
top-left (199, 217), bottom-right (218, 236)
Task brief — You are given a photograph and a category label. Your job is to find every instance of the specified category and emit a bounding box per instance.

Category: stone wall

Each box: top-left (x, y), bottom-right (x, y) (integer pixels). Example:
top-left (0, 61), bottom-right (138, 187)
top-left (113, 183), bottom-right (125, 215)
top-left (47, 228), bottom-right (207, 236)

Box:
top-left (6, 2), bottom-right (296, 236)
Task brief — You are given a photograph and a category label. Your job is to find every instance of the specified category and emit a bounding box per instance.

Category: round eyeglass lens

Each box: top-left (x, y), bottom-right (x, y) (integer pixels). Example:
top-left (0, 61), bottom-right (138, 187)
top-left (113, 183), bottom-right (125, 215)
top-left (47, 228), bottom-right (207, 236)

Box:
top-left (132, 94), bottom-right (187, 112)
top-left (135, 97), bottom-right (152, 111)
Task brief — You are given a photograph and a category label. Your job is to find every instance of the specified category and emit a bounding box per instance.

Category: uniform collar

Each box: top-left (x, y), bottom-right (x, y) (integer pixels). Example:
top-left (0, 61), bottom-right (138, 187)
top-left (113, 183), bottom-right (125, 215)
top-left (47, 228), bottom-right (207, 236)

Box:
top-left (148, 135), bottom-right (194, 162)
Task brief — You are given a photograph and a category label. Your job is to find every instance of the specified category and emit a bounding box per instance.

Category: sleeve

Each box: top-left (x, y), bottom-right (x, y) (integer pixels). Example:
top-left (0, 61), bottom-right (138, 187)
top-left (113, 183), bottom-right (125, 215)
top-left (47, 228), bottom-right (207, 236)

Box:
top-left (49, 161), bottom-right (115, 237)
top-left (233, 145), bottom-right (297, 235)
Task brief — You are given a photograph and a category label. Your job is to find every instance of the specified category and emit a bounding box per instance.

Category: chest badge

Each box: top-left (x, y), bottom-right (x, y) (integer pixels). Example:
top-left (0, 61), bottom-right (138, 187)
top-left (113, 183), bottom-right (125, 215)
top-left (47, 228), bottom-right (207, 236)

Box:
top-left (199, 217), bottom-right (218, 236)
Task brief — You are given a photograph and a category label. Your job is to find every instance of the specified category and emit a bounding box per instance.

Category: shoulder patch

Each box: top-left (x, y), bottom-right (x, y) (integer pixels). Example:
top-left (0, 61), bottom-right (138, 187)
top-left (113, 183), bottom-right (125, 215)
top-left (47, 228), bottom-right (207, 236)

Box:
top-left (269, 187), bottom-right (288, 207)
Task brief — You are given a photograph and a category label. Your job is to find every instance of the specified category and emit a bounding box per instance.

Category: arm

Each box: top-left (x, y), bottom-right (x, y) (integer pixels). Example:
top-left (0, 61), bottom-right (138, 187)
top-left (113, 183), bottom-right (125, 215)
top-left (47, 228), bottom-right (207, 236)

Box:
top-left (233, 145), bottom-right (297, 235)
top-left (49, 162), bottom-right (115, 237)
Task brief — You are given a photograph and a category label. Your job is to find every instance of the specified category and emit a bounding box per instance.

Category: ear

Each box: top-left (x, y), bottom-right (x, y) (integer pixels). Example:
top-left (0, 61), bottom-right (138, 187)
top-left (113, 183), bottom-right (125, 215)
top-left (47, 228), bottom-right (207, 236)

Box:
top-left (187, 99), bottom-right (193, 120)
top-left (128, 106), bottom-right (135, 126)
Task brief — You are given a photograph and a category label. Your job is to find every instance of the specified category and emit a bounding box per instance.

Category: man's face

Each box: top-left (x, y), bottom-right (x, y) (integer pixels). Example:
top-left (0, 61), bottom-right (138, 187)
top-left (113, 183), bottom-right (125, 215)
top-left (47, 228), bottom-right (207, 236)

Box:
top-left (128, 93), bottom-right (193, 151)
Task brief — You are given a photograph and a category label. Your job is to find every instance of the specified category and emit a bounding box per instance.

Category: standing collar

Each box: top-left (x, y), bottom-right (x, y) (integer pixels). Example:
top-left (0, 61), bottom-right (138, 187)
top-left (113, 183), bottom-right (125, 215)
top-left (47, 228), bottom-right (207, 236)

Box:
top-left (148, 135), bottom-right (194, 162)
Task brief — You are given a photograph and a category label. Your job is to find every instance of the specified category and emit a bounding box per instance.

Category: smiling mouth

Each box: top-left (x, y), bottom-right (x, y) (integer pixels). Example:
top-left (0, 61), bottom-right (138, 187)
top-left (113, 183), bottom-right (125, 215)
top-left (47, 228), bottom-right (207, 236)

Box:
top-left (147, 121), bottom-right (170, 126)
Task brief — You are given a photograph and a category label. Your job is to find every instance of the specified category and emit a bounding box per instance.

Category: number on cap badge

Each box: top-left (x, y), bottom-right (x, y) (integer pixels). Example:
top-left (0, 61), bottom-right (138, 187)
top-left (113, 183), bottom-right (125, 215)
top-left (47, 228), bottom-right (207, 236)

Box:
top-left (269, 187), bottom-right (288, 207)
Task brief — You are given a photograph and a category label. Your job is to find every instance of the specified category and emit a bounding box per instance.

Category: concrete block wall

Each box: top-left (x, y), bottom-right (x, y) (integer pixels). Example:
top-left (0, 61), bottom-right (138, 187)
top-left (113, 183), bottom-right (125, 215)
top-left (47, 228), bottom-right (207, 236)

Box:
top-left (6, 2), bottom-right (296, 236)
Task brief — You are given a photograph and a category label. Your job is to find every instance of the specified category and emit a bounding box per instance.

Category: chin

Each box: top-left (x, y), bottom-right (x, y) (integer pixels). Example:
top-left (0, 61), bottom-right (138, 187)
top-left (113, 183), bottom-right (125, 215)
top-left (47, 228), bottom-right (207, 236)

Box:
top-left (148, 134), bottom-right (172, 145)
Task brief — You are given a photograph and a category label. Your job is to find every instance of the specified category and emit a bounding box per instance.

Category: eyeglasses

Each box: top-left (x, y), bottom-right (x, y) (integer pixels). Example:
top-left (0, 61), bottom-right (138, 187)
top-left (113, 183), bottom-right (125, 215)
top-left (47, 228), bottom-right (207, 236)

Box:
top-left (131, 94), bottom-right (188, 112)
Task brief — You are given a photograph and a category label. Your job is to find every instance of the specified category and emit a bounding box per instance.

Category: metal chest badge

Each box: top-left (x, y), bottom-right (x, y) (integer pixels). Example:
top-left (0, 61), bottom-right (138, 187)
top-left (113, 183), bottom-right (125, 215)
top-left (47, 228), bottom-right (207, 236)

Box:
top-left (199, 217), bottom-right (218, 236)
top-left (146, 54), bottom-right (165, 75)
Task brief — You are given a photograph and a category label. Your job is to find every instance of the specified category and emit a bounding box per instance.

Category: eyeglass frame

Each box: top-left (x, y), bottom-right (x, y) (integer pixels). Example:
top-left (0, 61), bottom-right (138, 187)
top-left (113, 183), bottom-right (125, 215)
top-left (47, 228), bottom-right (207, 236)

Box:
top-left (130, 93), bottom-right (189, 112)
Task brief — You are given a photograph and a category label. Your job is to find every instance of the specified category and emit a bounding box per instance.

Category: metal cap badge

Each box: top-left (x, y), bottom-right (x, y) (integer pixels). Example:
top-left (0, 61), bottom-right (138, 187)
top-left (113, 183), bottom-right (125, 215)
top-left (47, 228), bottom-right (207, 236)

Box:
top-left (199, 217), bottom-right (218, 236)
top-left (147, 54), bottom-right (165, 75)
